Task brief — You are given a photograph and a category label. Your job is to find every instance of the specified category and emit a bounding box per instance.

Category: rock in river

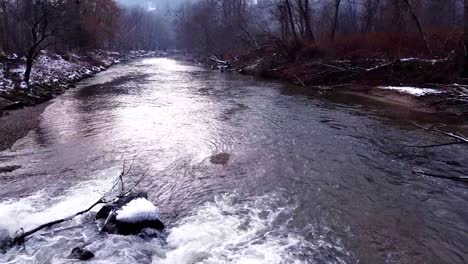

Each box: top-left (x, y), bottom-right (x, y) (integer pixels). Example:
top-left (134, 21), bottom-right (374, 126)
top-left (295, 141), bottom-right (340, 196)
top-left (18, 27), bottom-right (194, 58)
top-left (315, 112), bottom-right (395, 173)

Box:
top-left (0, 165), bottom-right (21, 174)
top-left (210, 153), bottom-right (230, 165)
top-left (68, 247), bottom-right (95, 261)
top-left (0, 229), bottom-right (12, 253)
top-left (97, 192), bottom-right (164, 235)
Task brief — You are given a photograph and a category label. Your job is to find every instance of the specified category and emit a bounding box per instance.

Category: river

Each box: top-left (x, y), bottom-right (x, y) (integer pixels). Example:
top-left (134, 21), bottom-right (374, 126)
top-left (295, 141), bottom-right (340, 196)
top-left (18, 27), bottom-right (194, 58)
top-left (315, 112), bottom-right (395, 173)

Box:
top-left (0, 58), bottom-right (467, 264)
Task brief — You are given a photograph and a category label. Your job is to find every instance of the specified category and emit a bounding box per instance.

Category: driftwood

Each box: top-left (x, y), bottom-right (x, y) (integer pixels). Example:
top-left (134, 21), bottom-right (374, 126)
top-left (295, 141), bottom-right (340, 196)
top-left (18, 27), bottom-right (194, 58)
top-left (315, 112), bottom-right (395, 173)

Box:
top-left (208, 55), bottom-right (229, 66)
top-left (13, 199), bottom-right (106, 245)
top-left (413, 169), bottom-right (468, 182)
top-left (409, 122), bottom-right (468, 148)
top-left (12, 160), bottom-right (149, 246)
top-left (407, 123), bottom-right (468, 183)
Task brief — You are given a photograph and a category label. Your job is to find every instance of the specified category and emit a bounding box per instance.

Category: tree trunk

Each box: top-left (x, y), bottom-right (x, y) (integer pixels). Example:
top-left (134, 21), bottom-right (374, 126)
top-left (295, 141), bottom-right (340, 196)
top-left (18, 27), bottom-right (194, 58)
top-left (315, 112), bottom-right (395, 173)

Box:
top-left (330, 0), bottom-right (341, 41)
top-left (24, 49), bottom-right (35, 84)
top-left (285, 0), bottom-right (299, 45)
top-left (464, 0), bottom-right (468, 77)
top-left (0, 1), bottom-right (10, 52)
top-left (298, 0), bottom-right (315, 42)
top-left (402, 0), bottom-right (431, 55)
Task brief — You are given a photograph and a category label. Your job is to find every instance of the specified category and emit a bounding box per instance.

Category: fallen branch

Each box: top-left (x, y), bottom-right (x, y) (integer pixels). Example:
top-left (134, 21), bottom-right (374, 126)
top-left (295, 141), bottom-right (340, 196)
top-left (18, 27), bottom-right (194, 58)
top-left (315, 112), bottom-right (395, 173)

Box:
top-left (208, 55), bottom-right (229, 65)
top-left (13, 159), bottom-right (149, 246)
top-left (13, 199), bottom-right (106, 245)
top-left (292, 74), bottom-right (305, 87)
top-left (403, 142), bottom-right (462, 149)
top-left (411, 122), bottom-right (468, 145)
top-left (413, 169), bottom-right (468, 182)
top-left (121, 168), bottom-right (150, 197)
top-left (311, 62), bottom-right (347, 71)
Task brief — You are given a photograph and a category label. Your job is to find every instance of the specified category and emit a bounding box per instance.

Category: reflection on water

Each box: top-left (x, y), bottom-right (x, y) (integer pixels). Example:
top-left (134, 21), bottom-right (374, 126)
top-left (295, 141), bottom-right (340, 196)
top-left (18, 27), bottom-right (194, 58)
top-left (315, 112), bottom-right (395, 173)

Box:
top-left (0, 58), bottom-right (467, 264)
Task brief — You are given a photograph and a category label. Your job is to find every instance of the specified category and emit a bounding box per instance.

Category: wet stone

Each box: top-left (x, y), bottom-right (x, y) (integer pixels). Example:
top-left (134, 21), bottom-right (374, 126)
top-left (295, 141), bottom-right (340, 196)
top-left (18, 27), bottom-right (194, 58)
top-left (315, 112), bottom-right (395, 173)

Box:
top-left (0, 165), bottom-right (21, 174)
top-left (68, 247), bottom-right (94, 261)
top-left (97, 192), bottom-right (165, 235)
top-left (210, 153), bottom-right (230, 165)
top-left (0, 229), bottom-right (12, 253)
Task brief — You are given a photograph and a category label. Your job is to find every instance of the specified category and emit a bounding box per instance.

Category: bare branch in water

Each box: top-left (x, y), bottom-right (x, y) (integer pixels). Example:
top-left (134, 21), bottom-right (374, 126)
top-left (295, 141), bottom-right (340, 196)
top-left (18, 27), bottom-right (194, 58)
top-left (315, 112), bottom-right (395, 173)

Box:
top-left (413, 169), bottom-right (468, 182)
top-left (13, 158), bottom-right (149, 246)
top-left (412, 122), bottom-right (468, 143)
top-left (123, 168), bottom-right (151, 197)
top-left (405, 122), bottom-right (468, 148)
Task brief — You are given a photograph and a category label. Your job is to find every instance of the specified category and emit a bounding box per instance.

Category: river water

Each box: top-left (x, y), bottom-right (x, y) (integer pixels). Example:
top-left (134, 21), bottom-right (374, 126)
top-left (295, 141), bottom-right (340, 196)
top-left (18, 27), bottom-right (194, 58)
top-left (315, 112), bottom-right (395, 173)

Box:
top-left (0, 58), bottom-right (467, 264)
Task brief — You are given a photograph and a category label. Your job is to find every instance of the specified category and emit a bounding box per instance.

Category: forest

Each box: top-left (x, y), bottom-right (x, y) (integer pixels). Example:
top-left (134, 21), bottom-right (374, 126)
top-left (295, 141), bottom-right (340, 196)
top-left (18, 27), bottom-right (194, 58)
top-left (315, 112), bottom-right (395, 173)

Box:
top-left (0, 0), bottom-right (467, 103)
top-left (1, 1), bottom-right (465, 59)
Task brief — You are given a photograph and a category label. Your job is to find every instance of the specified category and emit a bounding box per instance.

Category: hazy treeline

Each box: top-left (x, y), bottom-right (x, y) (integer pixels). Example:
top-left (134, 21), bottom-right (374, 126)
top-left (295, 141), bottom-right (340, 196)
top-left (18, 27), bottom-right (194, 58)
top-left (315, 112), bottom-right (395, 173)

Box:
top-left (174, 0), bottom-right (464, 57)
top-left (0, 0), bottom-right (172, 55)
top-left (0, 0), bottom-right (173, 83)
top-left (0, 0), bottom-right (465, 65)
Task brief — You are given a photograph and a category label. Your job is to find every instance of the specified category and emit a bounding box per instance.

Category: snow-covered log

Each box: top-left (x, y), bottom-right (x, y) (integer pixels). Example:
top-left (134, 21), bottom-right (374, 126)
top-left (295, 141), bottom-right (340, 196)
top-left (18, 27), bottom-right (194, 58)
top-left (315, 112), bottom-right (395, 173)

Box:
top-left (97, 192), bottom-right (164, 235)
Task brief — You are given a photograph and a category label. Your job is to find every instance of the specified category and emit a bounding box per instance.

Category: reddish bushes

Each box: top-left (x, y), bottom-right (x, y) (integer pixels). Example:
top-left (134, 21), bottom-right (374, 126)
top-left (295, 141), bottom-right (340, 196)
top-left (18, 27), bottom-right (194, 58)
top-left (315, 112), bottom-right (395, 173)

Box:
top-left (287, 28), bottom-right (463, 61)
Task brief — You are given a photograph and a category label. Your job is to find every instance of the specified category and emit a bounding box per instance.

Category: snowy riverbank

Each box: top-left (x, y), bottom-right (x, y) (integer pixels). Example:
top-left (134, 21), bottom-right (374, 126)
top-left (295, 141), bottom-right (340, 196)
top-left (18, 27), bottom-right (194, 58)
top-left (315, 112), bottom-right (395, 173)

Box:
top-left (0, 50), bottom-right (166, 111)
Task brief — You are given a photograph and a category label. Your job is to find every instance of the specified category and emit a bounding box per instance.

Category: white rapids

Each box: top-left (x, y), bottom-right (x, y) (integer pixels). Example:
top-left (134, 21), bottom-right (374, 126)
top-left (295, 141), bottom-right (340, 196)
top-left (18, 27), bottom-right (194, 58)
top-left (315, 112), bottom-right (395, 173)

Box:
top-left (0, 176), bottom-right (349, 264)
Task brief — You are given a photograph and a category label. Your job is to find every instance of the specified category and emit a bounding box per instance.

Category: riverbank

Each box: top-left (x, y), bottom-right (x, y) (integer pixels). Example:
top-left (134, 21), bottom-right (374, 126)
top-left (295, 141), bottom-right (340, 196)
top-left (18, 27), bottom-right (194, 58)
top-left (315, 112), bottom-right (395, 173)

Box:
top-left (0, 50), bottom-right (165, 151)
top-left (0, 103), bottom-right (49, 152)
top-left (0, 50), bottom-right (166, 111)
top-left (201, 47), bottom-right (468, 118)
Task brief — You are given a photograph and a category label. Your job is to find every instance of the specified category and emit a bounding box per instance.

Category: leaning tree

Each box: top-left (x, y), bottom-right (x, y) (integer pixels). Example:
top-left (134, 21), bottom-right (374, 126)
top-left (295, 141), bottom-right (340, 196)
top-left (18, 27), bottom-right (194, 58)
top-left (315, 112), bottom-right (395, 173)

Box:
top-left (13, 0), bottom-right (67, 84)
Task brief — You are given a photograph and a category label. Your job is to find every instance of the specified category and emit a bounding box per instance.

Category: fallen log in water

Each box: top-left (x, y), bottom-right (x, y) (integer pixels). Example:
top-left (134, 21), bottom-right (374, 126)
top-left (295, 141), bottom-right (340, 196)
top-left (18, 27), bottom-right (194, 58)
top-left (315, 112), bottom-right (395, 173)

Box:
top-left (6, 160), bottom-right (161, 251)
top-left (13, 199), bottom-right (106, 245)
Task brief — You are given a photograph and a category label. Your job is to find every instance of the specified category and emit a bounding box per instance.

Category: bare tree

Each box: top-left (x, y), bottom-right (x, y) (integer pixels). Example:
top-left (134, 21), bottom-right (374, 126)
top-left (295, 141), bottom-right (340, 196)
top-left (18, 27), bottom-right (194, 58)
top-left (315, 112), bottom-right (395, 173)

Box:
top-left (13, 0), bottom-right (67, 84)
top-left (330, 0), bottom-right (342, 41)
top-left (401, 0), bottom-right (431, 54)
top-left (296, 0), bottom-right (315, 42)
top-left (285, 0), bottom-right (300, 45)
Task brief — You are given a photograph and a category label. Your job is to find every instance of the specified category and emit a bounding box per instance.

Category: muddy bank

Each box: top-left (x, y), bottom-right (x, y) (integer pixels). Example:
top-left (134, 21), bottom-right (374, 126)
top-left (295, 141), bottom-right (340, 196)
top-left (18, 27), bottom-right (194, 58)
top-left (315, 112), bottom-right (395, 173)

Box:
top-left (0, 103), bottom-right (49, 151)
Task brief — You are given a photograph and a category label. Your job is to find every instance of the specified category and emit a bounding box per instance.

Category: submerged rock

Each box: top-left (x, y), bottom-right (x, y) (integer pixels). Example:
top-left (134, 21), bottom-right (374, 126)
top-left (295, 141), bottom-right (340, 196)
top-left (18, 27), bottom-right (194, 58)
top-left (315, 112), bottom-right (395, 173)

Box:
top-left (97, 192), bottom-right (164, 235)
top-left (0, 97), bottom-right (14, 110)
top-left (210, 153), bottom-right (230, 165)
top-left (0, 165), bottom-right (21, 174)
top-left (68, 247), bottom-right (94, 261)
top-left (0, 229), bottom-right (12, 253)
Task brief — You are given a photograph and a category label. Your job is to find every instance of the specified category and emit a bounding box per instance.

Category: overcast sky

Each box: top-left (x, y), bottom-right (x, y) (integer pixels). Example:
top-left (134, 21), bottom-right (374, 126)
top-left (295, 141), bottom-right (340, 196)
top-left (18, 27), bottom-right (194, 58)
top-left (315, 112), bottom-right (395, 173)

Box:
top-left (115, 0), bottom-right (187, 9)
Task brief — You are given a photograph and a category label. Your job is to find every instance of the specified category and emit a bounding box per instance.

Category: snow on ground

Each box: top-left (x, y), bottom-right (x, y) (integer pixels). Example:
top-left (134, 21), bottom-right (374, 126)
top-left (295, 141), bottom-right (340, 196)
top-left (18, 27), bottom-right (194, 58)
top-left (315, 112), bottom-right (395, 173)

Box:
top-left (116, 198), bottom-right (161, 223)
top-left (29, 53), bottom-right (78, 83)
top-left (399, 57), bottom-right (446, 65)
top-left (378, 86), bottom-right (443, 96)
top-left (0, 63), bottom-right (14, 92)
top-left (0, 50), bottom-right (171, 105)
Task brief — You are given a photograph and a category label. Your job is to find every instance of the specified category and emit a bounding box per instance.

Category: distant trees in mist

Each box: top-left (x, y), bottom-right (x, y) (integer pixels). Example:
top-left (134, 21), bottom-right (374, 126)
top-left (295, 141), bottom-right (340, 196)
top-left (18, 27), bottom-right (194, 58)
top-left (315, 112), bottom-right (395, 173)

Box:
top-left (0, 0), bottom-right (466, 61)
top-left (0, 0), bottom-right (172, 55)
top-left (174, 0), bottom-right (465, 58)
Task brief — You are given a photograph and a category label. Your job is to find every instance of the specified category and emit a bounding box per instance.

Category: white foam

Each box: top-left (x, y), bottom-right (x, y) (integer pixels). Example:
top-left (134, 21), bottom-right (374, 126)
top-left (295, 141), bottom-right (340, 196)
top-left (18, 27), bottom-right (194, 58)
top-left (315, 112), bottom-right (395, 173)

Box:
top-left (378, 86), bottom-right (442, 96)
top-left (116, 197), bottom-right (160, 223)
top-left (1, 189), bottom-right (348, 264)
top-left (159, 194), bottom-right (313, 264)
top-left (0, 171), bottom-right (116, 235)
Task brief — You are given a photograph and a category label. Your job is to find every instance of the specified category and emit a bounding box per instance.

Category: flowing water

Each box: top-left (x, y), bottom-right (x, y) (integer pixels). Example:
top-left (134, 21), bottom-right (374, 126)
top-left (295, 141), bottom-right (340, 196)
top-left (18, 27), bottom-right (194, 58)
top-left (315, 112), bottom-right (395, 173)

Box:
top-left (0, 58), bottom-right (467, 264)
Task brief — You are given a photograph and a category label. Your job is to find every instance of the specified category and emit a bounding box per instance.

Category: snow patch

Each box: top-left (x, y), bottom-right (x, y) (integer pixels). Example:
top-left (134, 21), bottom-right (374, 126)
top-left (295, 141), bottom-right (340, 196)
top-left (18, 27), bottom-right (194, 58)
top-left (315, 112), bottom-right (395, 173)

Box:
top-left (399, 57), bottom-right (445, 65)
top-left (378, 86), bottom-right (442, 96)
top-left (116, 198), bottom-right (160, 223)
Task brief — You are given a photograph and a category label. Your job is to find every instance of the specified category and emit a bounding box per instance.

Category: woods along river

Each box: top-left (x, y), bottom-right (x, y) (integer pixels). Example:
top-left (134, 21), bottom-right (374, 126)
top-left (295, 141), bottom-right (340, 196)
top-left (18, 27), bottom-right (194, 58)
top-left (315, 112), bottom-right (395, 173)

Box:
top-left (0, 58), bottom-right (467, 263)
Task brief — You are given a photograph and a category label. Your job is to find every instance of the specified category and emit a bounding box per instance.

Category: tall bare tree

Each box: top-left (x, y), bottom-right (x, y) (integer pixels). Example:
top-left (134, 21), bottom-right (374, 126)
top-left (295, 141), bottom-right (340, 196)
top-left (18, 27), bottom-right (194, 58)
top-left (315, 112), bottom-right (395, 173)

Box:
top-left (330, 0), bottom-right (342, 41)
top-left (401, 0), bottom-right (431, 54)
top-left (15, 0), bottom-right (67, 84)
